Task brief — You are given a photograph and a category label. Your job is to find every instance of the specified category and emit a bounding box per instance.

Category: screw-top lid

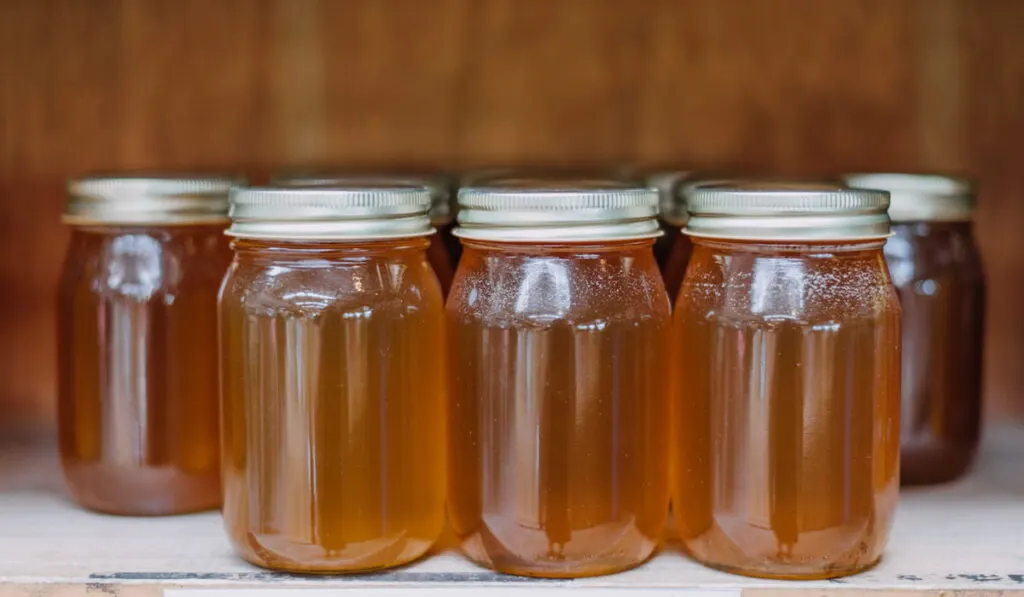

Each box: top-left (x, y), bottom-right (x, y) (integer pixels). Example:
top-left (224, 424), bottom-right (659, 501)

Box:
top-left (455, 180), bottom-right (661, 242)
top-left (274, 172), bottom-right (453, 225)
top-left (684, 181), bottom-right (891, 241)
top-left (64, 175), bottom-right (241, 225)
top-left (842, 173), bottom-right (975, 223)
top-left (227, 184), bottom-right (433, 240)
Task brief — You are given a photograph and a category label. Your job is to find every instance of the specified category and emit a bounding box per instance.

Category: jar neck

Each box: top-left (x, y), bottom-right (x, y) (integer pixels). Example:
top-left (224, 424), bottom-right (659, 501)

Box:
top-left (459, 238), bottom-right (657, 256)
top-left (690, 236), bottom-right (887, 255)
top-left (230, 236), bottom-right (430, 262)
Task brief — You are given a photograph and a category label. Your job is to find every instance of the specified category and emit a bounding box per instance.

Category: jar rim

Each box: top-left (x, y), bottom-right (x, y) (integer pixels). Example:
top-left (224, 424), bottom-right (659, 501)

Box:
top-left (684, 181), bottom-right (891, 241)
top-left (455, 183), bottom-right (662, 242)
top-left (272, 171), bottom-right (454, 225)
top-left (64, 174), bottom-right (242, 225)
top-left (226, 185), bottom-right (434, 241)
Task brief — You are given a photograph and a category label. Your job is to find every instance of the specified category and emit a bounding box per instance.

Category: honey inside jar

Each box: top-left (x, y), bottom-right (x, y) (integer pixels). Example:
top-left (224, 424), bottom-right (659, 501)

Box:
top-left (448, 240), bottom-right (671, 578)
top-left (674, 240), bottom-right (901, 579)
top-left (888, 222), bottom-right (984, 484)
top-left (219, 186), bottom-right (445, 573)
top-left (58, 176), bottom-right (236, 516)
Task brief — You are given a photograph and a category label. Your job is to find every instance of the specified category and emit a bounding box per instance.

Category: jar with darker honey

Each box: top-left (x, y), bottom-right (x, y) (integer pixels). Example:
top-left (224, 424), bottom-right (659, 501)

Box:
top-left (673, 182), bottom-right (901, 579)
top-left (447, 181), bottom-right (671, 578)
top-left (58, 175), bottom-right (237, 515)
top-left (219, 184), bottom-right (445, 573)
top-left (845, 173), bottom-right (985, 485)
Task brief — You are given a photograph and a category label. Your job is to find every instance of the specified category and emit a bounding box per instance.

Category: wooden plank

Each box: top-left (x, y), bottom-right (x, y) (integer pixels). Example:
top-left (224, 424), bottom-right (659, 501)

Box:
top-left (636, 0), bottom-right (921, 173)
top-left (962, 0), bottom-right (1024, 417)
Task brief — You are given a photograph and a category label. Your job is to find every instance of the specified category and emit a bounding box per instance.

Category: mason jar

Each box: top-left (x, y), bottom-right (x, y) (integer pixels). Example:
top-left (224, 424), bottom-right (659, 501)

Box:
top-left (58, 175), bottom-right (237, 515)
top-left (447, 181), bottom-right (671, 578)
top-left (219, 184), bottom-right (445, 572)
top-left (673, 182), bottom-right (901, 579)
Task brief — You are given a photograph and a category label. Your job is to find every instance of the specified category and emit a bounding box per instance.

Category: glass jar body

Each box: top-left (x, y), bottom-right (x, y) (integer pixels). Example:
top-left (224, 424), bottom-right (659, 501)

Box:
top-left (673, 238), bottom-right (901, 580)
top-left (57, 224), bottom-right (229, 515)
top-left (886, 222), bottom-right (985, 485)
top-left (218, 238), bottom-right (445, 573)
top-left (447, 239), bottom-right (672, 578)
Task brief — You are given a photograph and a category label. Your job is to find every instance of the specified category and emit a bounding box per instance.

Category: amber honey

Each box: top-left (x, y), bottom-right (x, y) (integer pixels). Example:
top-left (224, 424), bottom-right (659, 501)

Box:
top-left (674, 239), bottom-right (901, 579)
top-left (58, 224), bottom-right (229, 515)
top-left (448, 237), bottom-right (671, 578)
top-left (220, 184), bottom-right (445, 573)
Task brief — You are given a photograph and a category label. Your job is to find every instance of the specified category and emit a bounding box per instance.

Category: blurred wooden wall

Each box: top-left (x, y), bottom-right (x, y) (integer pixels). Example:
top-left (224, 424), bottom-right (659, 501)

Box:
top-left (1, 0), bottom-right (1022, 420)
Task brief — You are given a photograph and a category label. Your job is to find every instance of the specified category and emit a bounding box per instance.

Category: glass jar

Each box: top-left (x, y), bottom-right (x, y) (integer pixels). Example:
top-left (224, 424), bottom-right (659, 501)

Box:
top-left (219, 185), bottom-right (445, 573)
top-left (58, 175), bottom-right (237, 515)
top-left (845, 173), bottom-right (985, 485)
top-left (273, 172), bottom-right (456, 295)
top-left (447, 182), bottom-right (672, 578)
top-left (673, 183), bottom-right (901, 580)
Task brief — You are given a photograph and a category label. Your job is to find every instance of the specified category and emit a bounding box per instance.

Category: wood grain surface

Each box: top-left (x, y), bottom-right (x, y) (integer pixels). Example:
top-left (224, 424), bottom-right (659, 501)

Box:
top-left (0, 0), bottom-right (1021, 420)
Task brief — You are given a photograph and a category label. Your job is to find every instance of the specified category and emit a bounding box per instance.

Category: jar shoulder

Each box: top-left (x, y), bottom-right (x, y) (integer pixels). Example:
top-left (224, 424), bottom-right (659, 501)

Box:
top-left (449, 252), bottom-right (670, 326)
top-left (60, 228), bottom-right (230, 302)
top-left (678, 248), bottom-right (900, 324)
top-left (220, 255), bottom-right (442, 320)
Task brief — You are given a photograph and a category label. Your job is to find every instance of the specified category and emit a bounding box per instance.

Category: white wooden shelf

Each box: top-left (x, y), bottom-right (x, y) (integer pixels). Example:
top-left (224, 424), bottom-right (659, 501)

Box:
top-left (0, 425), bottom-right (1022, 596)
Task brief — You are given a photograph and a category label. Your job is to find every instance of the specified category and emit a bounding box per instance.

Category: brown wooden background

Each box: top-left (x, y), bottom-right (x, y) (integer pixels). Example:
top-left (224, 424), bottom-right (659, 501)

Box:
top-left (1, 0), bottom-right (1022, 421)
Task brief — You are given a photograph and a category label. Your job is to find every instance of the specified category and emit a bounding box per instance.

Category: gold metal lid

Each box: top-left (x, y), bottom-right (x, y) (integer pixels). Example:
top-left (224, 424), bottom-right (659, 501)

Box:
top-left (227, 184), bottom-right (433, 241)
top-left (842, 173), bottom-right (975, 223)
top-left (64, 175), bottom-right (241, 225)
top-left (455, 180), bottom-right (661, 242)
top-left (274, 172), bottom-right (453, 225)
top-left (684, 181), bottom-right (891, 241)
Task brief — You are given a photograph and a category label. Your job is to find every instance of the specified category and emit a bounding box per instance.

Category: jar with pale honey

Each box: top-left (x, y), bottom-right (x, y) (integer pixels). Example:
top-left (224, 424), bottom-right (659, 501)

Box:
top-left (218, 184), bottom-right (445, 573)
top-left (845, 173), bottom-right (984, 485)
top-left (673, 182), bottom-right (901, 579)
top-left (58, 175), bottom-right (237, 515)
top-left (447, 181), bottom-right (671, 578)
top-left (274, 172), bottom-right (456, 295)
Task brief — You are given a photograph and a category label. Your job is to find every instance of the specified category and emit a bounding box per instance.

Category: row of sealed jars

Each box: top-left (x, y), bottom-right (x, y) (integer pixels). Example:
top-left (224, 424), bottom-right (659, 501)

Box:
top-left (56, 171), bottom-right (984, 580)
